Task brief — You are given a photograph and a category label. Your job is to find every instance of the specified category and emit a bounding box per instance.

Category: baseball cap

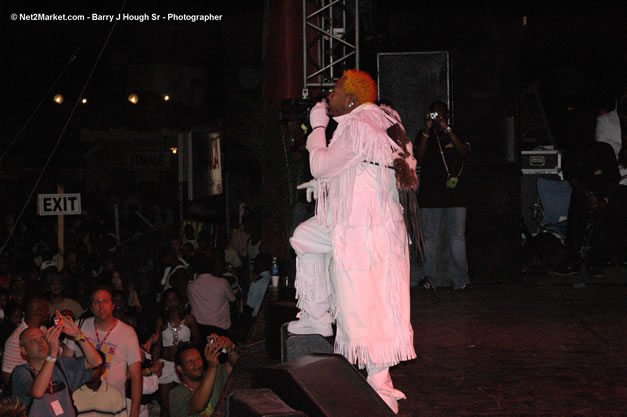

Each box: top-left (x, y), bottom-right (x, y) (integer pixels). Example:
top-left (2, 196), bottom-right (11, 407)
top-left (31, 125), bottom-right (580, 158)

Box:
top-left (40, 260), bottom-right (58, 271)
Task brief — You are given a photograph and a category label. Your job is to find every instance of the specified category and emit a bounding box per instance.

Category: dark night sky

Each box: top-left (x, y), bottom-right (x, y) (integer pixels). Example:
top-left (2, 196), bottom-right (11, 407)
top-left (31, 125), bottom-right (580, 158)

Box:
top-left (1, 2), bottom-right (625, 153)
top-left (1, 1), bottom-right (254, 136)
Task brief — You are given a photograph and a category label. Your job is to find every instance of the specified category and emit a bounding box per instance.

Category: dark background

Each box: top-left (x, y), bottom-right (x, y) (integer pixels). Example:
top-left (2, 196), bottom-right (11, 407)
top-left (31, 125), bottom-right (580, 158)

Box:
top-left (1, 1), bottom-right (625, 282)
top-left (2, 3), bottom-right (624, 152)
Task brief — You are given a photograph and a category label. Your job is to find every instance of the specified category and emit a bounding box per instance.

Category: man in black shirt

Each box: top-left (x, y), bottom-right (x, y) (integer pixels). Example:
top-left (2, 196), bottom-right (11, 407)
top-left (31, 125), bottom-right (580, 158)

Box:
top-left (416, 101), bottom-right (471, 290)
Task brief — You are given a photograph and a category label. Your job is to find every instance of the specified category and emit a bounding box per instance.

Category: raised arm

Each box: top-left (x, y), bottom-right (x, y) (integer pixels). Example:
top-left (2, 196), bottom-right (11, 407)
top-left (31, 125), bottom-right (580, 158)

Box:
top-left (151, 318), bottom-right (163, 361)
top-left (306, 100), bottom-right (357, 179)
top-left (59, 312), bottom-right (102, 369)
top-left (187, 344), bottom-right (220, 414)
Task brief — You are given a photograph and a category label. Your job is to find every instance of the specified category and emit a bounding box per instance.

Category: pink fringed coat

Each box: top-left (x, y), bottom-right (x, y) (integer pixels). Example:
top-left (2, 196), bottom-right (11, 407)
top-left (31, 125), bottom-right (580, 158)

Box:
top-left (307, 103), bottom-right (416, 369)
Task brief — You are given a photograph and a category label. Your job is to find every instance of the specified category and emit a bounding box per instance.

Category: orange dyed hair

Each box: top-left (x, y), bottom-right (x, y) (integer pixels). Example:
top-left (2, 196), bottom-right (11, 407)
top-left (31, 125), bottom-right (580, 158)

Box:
top-left (343, 69), bottom-right (377, 104)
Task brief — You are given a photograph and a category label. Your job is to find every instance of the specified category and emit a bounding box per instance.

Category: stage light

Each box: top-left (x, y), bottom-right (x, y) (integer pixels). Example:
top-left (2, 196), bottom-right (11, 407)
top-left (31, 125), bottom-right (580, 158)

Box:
top-left (128, 93), bottom-right (139, 104)
top-left (170, 147), bottom-right (178, 154)
top-left (53, 94), bottom-right (64, 104)
top-left (163, 94), bottom-right (171, 101)
top-left (81, 98), bottom-right (88, 104)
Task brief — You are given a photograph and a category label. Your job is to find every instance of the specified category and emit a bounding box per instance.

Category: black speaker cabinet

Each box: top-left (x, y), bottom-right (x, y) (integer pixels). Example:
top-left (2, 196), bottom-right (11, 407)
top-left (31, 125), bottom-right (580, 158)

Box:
top-left (265, 301), bottom-right (300, 360)
top-left (280, 323), bottom-right (333, 363)
top-left (227, 388), bottom-right (307, 417)
top-left (254, 354), bottom-right (395, 417)
top-left (377, 51), bottom-right (450, 140)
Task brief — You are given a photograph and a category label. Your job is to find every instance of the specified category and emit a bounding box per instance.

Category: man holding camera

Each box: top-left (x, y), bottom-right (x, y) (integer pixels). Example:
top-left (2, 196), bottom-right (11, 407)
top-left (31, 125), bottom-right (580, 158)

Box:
top-left (12, 312), bottom-right (103, 416)
top-left (169, 335), bottom-right (238, 417)
top-left (415, 100), bottom-right (471, 291)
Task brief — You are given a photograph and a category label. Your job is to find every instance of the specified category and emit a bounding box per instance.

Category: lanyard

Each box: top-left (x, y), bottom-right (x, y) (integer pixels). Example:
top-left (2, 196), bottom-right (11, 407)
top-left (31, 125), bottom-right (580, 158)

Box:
top-left (95, 319), bottom-right (117, 350)
top-left (435, 130), bottom-right (464, 178)
top-left (182, 382), bottom-right (196, 392)
top-left (29, 363), bottom-right (54, 395)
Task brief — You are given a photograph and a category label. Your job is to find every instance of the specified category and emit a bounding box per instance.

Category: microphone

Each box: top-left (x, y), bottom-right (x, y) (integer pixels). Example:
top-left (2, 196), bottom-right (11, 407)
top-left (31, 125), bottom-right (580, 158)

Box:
top-left (313, 89), bottom-right (330, 103)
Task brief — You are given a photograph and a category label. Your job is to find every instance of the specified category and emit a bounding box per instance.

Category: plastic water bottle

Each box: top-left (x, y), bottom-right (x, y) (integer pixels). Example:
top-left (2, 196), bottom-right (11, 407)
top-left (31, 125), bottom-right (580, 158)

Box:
top-left (271, 257), bottom-right (280, 287)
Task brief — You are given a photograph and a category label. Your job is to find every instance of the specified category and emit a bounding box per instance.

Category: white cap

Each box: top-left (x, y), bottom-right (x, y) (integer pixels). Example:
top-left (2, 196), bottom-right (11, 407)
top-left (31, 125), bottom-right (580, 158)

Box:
top-left (40, 260), bottom-right (58, 271)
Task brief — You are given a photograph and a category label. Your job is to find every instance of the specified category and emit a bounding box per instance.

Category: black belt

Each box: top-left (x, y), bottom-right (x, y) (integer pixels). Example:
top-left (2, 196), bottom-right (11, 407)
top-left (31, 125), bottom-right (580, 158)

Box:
top-left (363, 160), bottom-right (394, 170)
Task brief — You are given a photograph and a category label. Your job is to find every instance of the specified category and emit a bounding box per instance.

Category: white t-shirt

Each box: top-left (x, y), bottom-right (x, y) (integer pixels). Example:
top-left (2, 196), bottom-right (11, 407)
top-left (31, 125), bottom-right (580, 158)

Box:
top-left (65, 318), bottom-right (141, 393)
top-left (187, 273), bottom-right (235, 328)
top-left (595, 109), bottom-right (622, 158)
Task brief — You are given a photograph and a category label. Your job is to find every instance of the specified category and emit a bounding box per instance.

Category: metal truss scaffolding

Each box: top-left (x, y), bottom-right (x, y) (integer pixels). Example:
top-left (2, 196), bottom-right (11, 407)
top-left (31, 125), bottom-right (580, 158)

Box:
top-left (302, 0), bottom-right (359, 98)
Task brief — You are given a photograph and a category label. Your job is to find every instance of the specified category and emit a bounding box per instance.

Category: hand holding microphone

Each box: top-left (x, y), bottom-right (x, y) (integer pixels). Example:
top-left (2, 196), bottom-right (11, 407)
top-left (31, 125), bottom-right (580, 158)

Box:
top-left (310, 100), bottom-right (329, 130)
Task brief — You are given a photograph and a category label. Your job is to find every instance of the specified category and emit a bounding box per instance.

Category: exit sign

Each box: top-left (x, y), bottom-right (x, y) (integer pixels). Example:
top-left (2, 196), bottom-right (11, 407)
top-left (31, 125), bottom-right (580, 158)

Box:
top-left (37, 194), bottom-right (82, 216)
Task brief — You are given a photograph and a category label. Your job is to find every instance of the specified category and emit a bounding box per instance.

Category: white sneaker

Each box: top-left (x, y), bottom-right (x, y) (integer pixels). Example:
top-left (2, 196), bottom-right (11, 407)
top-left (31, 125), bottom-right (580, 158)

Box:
top-left (287, 316), bottom-right (333, 337)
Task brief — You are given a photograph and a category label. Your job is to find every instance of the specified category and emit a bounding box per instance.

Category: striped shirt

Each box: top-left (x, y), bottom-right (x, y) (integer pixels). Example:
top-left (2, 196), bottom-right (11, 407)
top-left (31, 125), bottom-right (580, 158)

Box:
top-left (2, 321), bottom-right (29, 374)
top-left (73, 380), bottom-right (128, 417)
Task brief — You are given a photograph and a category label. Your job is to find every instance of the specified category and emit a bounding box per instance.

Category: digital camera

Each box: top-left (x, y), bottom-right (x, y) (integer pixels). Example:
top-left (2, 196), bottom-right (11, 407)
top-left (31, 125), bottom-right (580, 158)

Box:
top-left (446, 176), bottom-right (459, 189)
top-left (429, 112), bottom-right (439, 120)
top-left (207, 336), bottom-right (229, 363)
top-left (53, 316), bottom-right (64, 326)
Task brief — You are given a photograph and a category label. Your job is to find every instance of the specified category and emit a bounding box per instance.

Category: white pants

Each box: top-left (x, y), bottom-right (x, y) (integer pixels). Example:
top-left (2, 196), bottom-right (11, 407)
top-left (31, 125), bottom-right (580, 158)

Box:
top-left (291, 217), bottom-right (407, 414)
top-left (290, 217), bottom-right (333, 323)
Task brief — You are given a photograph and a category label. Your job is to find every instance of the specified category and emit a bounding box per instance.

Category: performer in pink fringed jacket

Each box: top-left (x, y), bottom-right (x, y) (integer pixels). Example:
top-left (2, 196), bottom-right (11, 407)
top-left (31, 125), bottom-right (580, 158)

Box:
top-left (288, 69), bottom-right (416, 413)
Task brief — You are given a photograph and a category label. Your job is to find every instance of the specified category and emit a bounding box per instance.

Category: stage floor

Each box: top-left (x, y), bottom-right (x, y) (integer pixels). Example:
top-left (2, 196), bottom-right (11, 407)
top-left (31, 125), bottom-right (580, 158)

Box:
top-left (208, 265), bottom-right (627, 416)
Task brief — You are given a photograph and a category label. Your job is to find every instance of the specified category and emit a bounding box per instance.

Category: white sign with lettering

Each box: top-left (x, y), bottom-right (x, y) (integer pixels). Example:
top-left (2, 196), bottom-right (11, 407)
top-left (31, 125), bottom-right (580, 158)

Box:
top-left (37, 194), bottom-right (82, 216)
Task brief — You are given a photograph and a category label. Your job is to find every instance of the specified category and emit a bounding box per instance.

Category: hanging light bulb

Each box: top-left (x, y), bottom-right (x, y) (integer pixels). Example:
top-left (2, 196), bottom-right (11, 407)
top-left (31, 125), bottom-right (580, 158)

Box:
top-left (53, 94), bottom-right (64, 104)
top-left (128, 93), bottom-right (139, 104)
top-left (163, 94), bottom-right (171, 101)
top-left (81, 98), bottom-right (88, 104)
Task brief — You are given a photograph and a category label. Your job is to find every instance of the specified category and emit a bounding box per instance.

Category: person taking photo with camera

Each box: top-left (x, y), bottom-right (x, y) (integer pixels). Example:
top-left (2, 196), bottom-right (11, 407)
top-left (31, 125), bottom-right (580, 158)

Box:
top-left (12, 311), bottom-right (103, 416)
top-left (415, 100), bottom-right (471, 291)
top-left (169, 335), bottom-right (238, 417)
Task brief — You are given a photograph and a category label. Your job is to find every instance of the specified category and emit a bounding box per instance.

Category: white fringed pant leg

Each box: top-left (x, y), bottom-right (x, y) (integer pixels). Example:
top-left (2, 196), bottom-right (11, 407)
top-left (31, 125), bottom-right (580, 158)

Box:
top-left (289, 217), bottom-right (333, 323)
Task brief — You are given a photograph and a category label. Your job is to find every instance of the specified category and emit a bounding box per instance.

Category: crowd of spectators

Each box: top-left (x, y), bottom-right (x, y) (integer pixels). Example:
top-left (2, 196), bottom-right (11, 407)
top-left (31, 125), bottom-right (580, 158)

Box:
top-left (0, 204), bottom-right (271, 416)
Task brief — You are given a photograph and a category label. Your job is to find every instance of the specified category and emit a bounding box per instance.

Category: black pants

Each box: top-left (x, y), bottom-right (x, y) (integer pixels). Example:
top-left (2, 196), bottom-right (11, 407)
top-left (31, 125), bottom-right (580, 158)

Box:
top-left (606, 185), bottom-right (627, 263)
top-left (565, 192), bottom-right (610, 266)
